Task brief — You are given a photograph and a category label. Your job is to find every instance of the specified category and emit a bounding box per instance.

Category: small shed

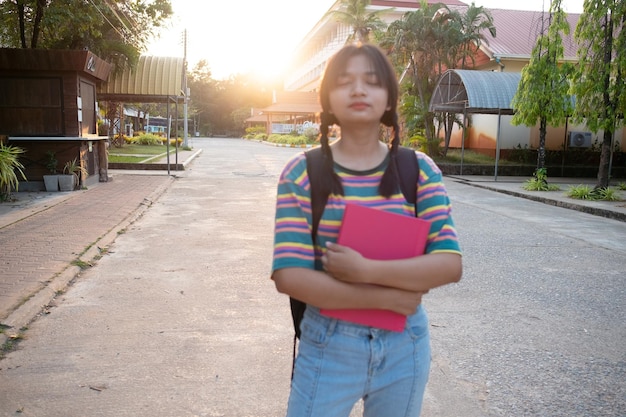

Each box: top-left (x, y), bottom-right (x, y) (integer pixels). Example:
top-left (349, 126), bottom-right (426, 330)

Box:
top-left (0, 48), bottom-right (112, 190)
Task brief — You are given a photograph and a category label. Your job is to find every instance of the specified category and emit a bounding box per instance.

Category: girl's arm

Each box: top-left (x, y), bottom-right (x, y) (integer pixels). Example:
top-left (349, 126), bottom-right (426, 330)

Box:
top-left (272, 267), bottom-right (425, 316)
top-left (322, 244), bottom-right (462, 293)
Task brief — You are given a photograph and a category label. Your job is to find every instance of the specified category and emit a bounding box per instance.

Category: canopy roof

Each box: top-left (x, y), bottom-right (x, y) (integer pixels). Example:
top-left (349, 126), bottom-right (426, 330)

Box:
top-left (429, 69), bottom-right (521, 115)
top-left (98, 56), bottom-right (185, 103)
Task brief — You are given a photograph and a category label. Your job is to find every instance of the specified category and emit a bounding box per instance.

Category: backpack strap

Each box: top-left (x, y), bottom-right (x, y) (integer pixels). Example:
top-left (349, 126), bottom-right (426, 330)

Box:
top-left (288, 147), bottom-right (325, 344)
top-left (306, 146), bottom-right (327, 245)
top-left (396, 146), bottom-right (419, 209)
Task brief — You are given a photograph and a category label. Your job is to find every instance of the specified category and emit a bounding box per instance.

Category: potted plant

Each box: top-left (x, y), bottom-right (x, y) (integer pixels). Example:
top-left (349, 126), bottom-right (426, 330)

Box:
top-left (43, 151), bottom-right (59, 192)
top-left (0, 143), bottom-right (27, 201)
top-left (60, 157), bottom-right (88, 191)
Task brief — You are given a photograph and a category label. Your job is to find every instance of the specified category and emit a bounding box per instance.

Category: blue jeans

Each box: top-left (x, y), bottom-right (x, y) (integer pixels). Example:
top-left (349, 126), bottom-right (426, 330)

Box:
top-left (287, 305), bottom-right (431, 417)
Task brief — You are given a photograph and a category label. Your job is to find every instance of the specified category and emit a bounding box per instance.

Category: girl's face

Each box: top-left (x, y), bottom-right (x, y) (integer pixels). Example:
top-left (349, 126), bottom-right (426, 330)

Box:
top-left (327, 54), bottom-right (390, 127)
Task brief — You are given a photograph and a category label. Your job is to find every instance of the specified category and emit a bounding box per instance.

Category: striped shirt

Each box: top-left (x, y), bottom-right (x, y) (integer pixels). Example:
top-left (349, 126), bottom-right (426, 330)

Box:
top-left (272, 149), bottom-right (461, 273)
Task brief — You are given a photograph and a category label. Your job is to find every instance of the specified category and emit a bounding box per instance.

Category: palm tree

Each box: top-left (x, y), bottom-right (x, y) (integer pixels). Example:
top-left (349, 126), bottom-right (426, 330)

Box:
top-left (455, 3), bottom-right (496, 69)
top-left (325, 0), bottom-right (391, 43)
top-left (385, 1), bottom-right (448, 154)
top-left (438, 3), bottom-right (496, 155)
top-left (385, 1), bottom-right (496, 156)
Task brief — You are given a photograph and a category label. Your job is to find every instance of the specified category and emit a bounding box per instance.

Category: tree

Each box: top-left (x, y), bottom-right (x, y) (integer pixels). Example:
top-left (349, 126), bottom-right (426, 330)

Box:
top-left (385, 1), bottom-right (443, 154)
top-left (384, 1), bottom-right (495, 156)
top-left (511, 0), bottom-right (573, 176)
top-left (437, 3), bottom-right (496, 155)
top-left (453, 3), bottom-right (496, 69)
top-left (0, 0), bottom-right (172, 67)
top-left (324, 0), bottom-right (390, 43)
top-left (186, 61), bottom-right (271, 136)
top-left (572, 0), bottom-right (626, 189)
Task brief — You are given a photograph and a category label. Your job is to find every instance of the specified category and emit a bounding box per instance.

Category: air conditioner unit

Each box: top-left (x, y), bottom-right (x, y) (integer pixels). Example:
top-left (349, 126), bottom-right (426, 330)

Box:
top-left (569, 131), bottom-right (592, 148)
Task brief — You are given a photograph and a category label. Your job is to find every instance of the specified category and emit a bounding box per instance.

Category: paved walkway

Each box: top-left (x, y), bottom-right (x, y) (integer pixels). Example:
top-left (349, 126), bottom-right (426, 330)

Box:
top-left (2, 153), bottom-right (624, 342)
top-left (1, 155), bottom-right (625, 331)
top-left (0, 141), bottom-right (624, 416)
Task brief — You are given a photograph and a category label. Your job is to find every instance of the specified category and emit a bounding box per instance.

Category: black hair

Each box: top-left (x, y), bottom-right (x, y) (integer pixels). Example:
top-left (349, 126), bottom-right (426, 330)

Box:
top-left (317, 43), bottom-right (402, 199)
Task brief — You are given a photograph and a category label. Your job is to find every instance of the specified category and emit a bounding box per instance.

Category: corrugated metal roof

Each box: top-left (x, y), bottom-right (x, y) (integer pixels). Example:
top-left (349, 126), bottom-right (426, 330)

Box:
top-left (98, 56), bottom-right (185, 103)
top-left (429, 69), bottom-right (521, 114)
top-left (481, 9), bottom-right (581, 60)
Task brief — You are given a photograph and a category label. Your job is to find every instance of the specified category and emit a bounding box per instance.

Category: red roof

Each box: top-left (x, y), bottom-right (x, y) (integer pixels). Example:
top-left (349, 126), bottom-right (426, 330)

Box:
top-left (370, 0), bottom-right (467, 7)
top-left (482, 8), bottom-right (581, 59)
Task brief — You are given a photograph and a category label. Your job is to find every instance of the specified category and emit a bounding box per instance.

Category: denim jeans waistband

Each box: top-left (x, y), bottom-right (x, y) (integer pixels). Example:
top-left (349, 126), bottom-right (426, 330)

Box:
top-left (303, 305), bottom-right (426, 338)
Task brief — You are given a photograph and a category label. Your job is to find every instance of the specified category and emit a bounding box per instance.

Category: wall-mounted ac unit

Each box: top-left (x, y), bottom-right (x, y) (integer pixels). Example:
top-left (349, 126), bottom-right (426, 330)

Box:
top-left (569, 131), bottom-right (592, 148)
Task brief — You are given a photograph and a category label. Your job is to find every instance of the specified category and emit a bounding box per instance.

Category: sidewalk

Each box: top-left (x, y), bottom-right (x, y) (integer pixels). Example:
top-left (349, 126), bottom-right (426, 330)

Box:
top-left (0, 141), bottom-right (624, 416)
top-left (0, 149), bottom-right (201, 337)
top-left (449, 175), bottom-right (626, 222)
top-left (1, 164), bottom-right (623, 343)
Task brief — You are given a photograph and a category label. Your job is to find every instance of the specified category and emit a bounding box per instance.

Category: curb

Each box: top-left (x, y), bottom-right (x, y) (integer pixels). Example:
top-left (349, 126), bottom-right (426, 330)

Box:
top-left (461, 181), bottom-right (626, 223)
top-left (0, 176), bottom-right (176, 350)
top-left (108, 148), bottom-right (203, 171)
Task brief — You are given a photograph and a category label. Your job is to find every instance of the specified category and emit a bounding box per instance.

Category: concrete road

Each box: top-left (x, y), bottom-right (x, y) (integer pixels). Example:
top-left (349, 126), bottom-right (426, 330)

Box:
top-left (0, 138), bottom-right (624, 417)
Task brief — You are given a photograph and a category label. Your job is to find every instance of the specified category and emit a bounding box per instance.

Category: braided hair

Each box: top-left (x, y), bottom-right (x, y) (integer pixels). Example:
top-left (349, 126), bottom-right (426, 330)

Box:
top-left (317, 43), bottom-right (402, 199)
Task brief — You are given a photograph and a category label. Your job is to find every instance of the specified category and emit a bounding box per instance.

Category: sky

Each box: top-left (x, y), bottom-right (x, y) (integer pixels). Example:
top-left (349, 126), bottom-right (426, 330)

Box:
top-left (145, 0), bottom-right (585, 81)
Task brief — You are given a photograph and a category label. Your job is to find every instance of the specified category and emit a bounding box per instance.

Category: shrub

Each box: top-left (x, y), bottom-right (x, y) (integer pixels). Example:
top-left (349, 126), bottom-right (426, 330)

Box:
top-left (245, 126), bottom-right (266, 136)
top-left (522, 168), bottom-right (560, 191)
top-left (303, 127), bottom-right (319, 141)
top-left (135, 133), bottom-right (162, 145)
top-left (405, 133), bottom-right (427, 153)
top-left (267, 134), bottom-right (310, 145)
top-left (567, 184), bottom-right (593, 199)
top-left (0, 144), bottom-right (27, 201)
top-left (567, 185), bottom-right (621, 201)
top-left (591, 187), bottom-right (620, 201)
top-left (161, 137), bottom-right (183, 146)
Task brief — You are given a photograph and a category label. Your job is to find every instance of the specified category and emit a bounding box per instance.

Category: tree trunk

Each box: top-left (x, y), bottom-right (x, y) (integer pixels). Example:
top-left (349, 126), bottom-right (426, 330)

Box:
top-left (596, 12), bottom-right (615, 189)
top-left (596, 130), bottom-right (613, 188)
top-left (30, 0), bottom-right (46, 48)
top-left (16, 1), bottom-right (26, 48)
top-left (442, 112), bottom-right (455, 157)
top-left (537, 117), bottom-right (547, 170)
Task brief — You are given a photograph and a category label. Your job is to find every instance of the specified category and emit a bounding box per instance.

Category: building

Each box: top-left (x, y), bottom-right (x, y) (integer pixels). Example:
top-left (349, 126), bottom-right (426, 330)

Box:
top-left (257, 0), bottom-right (625, 159)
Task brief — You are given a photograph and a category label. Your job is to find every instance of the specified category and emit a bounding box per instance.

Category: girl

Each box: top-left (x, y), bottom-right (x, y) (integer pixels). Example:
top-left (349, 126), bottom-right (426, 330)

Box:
top-left (271, 43), bottom-right (462, 417)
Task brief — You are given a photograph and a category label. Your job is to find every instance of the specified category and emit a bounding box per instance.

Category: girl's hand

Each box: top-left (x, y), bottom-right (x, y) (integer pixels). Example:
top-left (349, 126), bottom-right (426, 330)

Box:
top-left (321, 242), bottom-right (369, 283)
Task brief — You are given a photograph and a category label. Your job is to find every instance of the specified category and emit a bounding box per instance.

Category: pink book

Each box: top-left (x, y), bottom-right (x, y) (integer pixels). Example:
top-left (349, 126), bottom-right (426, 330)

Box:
top-left (320, 203), bottom-right (430, 332)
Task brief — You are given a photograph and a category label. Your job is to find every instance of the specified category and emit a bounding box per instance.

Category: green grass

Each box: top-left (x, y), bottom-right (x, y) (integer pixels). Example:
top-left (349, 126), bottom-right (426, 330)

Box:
top-left (108, 144), bottom-right (176, 156)
top-left (432, 149), bottom-right (520, 165)
top-left (108, 144), bottom-right (186, 163)
top-left (108, 155), bottom-right (153, 163)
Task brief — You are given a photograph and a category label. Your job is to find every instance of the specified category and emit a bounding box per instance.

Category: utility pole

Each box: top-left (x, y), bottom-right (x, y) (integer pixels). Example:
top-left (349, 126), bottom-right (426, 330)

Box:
top-left (183, 29), bottom-right (189, 147)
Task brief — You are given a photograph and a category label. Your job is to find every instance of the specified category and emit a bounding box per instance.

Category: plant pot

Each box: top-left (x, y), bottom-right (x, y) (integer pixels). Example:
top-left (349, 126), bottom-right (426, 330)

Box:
top-left (43, 174), bottom-right (59, 192)
top-left (58, 174), bottom-right (75, 191)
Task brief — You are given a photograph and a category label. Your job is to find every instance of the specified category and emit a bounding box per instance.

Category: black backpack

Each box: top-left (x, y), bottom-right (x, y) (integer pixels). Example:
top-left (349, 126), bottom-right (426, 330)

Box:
top-left (289, 145), bottom-right (420, 340)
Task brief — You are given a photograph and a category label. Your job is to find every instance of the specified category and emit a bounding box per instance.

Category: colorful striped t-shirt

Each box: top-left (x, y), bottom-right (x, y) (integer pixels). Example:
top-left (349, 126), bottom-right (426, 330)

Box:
top-left (272, 149), bottom-right (461, 273)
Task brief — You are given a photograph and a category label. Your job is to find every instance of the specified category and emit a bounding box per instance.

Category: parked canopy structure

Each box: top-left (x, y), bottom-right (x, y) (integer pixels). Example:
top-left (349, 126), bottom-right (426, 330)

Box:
top-left (429, 69), bottom-right (523, 180)
top-left (429, 69), bottom-right (521, 115)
